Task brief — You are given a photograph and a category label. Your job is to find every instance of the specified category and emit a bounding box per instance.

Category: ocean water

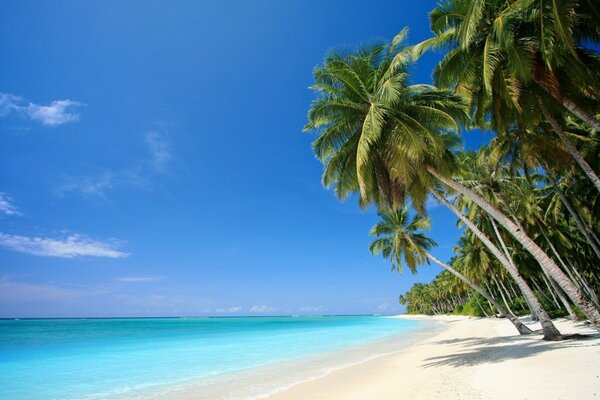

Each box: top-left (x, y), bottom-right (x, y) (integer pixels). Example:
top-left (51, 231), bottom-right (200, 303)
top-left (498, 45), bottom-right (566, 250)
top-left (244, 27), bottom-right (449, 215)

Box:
top-left (0, 316), bottom-right (432, 400)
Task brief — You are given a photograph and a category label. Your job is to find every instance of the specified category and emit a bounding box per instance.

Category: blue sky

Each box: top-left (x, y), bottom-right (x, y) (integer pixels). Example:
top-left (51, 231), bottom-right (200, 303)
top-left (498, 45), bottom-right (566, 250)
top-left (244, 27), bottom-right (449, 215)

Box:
top-left (0, 1), bottom-right (490, 317)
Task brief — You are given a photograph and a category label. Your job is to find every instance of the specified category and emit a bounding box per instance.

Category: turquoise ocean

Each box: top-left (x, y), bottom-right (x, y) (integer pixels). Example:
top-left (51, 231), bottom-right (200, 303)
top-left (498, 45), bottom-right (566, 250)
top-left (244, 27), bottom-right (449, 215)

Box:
top-left (0, 316), bottom-right (435, 400)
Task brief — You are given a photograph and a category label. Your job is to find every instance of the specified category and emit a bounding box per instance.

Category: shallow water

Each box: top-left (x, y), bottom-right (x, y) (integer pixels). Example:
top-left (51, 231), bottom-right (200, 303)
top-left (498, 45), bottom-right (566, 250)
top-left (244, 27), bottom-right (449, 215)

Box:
top-left (0, 316), bottom-right (438, 400)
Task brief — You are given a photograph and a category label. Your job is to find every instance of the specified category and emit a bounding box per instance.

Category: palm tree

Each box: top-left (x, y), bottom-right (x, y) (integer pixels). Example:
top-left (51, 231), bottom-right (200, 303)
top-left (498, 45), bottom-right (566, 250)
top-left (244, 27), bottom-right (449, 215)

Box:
top-left (418, 0), bottom-right (600, 192)
top-left (369, 207), bottom-right (533, 335)
top-left (306, 34), bottom-right (600, 328)
top-left (305, 29), bottom-right (467, 213)
top-left (305, 30), bottom-right (600, 329)
top-left (434, 190), bottom-right (562, 339)
top-left (436, 151), bottom-right (600, 329)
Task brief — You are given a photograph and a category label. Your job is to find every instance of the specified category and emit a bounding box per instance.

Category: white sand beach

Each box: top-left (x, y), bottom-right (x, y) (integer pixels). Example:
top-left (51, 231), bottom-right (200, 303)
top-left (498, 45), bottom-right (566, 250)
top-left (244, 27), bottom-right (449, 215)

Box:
top-left (265, 316), bottom-right (600, 400)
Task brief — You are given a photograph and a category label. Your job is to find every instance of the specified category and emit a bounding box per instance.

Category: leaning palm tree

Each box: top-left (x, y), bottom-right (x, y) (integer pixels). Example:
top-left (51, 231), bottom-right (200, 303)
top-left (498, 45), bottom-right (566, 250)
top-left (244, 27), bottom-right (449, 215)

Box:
top-left (369, 207), bottom-right (533, 335)
top-left (305, 32), bottom-right (600, 327)
top-left (434, 188), bottom-right (563, 340)
top-left (417, 0), bottom-right (600, 192)
top-left (305, 28), bottom-right (467, 213)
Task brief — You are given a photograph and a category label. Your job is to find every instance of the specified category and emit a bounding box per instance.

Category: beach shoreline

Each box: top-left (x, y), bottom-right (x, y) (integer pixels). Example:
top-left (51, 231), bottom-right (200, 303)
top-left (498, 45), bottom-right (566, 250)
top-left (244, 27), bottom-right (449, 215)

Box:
top-left (264, 315), bottom-right (600, 400)
top-left (113, 317), bottom-right (444, 400)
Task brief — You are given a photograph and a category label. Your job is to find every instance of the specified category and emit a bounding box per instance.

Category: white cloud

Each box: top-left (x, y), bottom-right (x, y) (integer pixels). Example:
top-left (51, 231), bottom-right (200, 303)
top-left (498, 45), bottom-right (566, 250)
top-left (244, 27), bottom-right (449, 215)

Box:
top-left (0, 193), bottom-right (22, 216)
top-left (117, 276), bottom-right (160, 283)
top-left (0, 233), bottom-right (128, 258)
top-left (249, 305), bottom-right (276, 313)
top-left (0, 91), bottom-right (81, 126)
top-left (146, 132), bottom-right (171, 171)
top-left (25, 99), bottom-right (80, 126)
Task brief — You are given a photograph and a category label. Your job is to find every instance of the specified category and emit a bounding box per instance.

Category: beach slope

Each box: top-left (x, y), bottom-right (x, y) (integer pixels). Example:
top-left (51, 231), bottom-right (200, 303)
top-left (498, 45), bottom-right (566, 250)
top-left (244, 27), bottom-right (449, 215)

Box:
top-left (265, 316), bottom-right (600, 400)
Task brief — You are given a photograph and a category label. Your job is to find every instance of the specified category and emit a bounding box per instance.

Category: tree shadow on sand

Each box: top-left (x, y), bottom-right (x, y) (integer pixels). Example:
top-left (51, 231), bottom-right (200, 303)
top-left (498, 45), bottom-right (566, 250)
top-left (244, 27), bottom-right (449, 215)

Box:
top-left (421, 332), bottom-right (600, 368)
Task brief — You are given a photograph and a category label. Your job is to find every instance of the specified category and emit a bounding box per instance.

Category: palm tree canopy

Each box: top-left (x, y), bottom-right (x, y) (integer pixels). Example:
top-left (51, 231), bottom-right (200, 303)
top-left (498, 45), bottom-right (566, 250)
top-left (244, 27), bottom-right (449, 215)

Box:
top-left (369, 207), bottom-right (437, 273)
top-left (305, 29), bottom-right (468, 213)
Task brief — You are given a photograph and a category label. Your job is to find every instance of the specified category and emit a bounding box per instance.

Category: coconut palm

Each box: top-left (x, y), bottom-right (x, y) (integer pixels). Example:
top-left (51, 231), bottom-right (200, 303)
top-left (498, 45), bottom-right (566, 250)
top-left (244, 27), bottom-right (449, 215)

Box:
top-left (306, 34), bottom-right (600, 328)
top-left (418, 0), bottom-right (600, 192)
top-left (305, 28), bottom-right (467, 213)
top-left (440, 150), bottom-right (600, 328)
top-left (434, 190), bottom-right (562, 339)
top-left (369, 207), bottom-right (533, 335)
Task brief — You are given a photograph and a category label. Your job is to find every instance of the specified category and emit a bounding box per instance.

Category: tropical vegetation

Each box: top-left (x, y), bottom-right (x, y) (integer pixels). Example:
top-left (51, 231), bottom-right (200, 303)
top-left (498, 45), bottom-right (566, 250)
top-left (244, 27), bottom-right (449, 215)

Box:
top-left (304, 0), bottom-right (600, 341)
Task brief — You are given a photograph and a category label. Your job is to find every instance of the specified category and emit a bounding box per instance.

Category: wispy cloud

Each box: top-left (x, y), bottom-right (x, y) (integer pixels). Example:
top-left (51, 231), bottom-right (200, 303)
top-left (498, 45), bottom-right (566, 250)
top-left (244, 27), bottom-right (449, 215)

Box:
top-left (56, 172), bottom-right (114, 197)
top-left (56, 169), bottom-right (149, 198)
top-left (117, 276), bottom-right (160, 283)
top-left (0, 233), bottom-right (128, 258)
top-left (146, 132), bottom-right (171, 171)
top-left (249, 305), bottom-right (276, 313)
top-left (56, 132), bottom-right (171, 199)
top-left (0, 193), bottom-right (22, 216)
top-left (0, 92), bottom-right (81, 126)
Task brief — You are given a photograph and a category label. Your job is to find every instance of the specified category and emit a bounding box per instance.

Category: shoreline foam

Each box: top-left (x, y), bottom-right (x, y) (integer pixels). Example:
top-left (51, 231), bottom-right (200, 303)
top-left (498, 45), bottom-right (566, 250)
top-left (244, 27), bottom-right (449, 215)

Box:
top-left (114, 318), bottom-right (444, 400)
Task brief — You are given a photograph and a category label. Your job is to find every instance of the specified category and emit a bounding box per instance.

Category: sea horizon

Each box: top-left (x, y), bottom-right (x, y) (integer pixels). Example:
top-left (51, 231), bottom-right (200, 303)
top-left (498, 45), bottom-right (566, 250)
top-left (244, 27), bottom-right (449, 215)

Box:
top-left (0, 313), bottom-right (397, 320)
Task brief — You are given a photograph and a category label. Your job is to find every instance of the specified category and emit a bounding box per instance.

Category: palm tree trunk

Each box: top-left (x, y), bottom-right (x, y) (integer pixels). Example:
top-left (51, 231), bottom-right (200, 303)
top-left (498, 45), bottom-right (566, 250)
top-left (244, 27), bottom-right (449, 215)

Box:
top-left (492, 273), bottom-right (516, 316)
top-left (488, 217), bottom-right (540, 321)
top-left (432, 191), bottom-right (562, 337)
top-left (425, 252), bottom-right (534, 336)
top-left (508, 281), bottom-right (520, 300)
top-left (541, 103), bottom-right (600, 193)
top-left (484, 282), bottom-right (499, 311)
top-left (540, 272), bottom-right (561, 309)
top-left (536, 78), bottom-right (600, 132)
top-left (551, 180), bottom-right (600, 261)
top-left (532, 278), bottom-right (555, 305)
top-left (565, 258), bottom-right (600, 308)
top-left (470, 292), bottom-right (490, 317)
top-left (428, 166), bottom-right (600, 330)
top-left (546, 273), bottom-right (578, 320)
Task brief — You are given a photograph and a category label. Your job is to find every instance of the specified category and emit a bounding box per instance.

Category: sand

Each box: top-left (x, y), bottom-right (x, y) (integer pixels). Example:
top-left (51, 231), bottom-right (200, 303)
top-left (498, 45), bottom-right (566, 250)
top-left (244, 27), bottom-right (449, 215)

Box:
top-left (264, 315), bottom-right (600, 400)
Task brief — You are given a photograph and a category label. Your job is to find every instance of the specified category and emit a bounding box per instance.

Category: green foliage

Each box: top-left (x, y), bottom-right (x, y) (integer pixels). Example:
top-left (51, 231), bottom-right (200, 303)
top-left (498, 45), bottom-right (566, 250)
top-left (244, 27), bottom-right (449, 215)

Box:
top-left (305, 3), bottom-right (600, 323)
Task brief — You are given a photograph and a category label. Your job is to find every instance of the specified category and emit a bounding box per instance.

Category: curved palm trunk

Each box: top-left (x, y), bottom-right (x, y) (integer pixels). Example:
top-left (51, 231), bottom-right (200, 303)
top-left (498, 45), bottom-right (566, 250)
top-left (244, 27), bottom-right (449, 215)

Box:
top-left (536, 78), bottom-right (600, 132)
top-left (471, 292), bottom-right (491, 317)
top-left (425, 252), bottom-right (533, 335)
top-left (545, 272), bottom-right (578, 320)
top-left (428, 166), bottom-right (600, 330)
top-left (539, 227), bottom-right (598, 307)
top-left (490, 217), bottom-right (540, 321)
top-left (551, 180), bottom-right (600, 261)
top-left (432, 191), bottom-right (563, 338)
top-left (541, 103), bottom-right (600, 193)
top-left (540, 272), bottom-right (561, 309)
top-left (492, 273), bottom-right (516, 316)
top-left (567, 260), bottom-right (600, 308)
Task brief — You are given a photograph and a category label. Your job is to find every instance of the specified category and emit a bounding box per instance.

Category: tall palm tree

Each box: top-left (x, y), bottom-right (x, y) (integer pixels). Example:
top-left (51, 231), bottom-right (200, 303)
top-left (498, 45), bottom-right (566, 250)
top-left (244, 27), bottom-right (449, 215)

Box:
top-left (305, 29), bottom-right (467, 213)
top-left (417, 0), bottom-right (600, 192)
top-left (306, 33), bottom-right (600, 328)
top-left (437, 151), bottom-right (600, 327)
top-left (434, 190), bottom-right (562, 339)
top-left (369, 207), bottom-right (533, 335)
